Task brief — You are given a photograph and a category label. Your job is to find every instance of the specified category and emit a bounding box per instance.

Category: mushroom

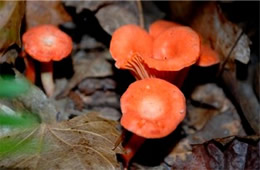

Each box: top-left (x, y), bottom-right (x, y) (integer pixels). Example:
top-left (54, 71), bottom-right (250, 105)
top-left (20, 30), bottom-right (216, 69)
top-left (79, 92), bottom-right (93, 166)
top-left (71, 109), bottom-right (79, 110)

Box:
top-left (110, 24), bottom-right (200, 86)
top-left (22, 24), bottom-right (72, 96)
top-left (149, 20), bottom-right (220, 67)
top-left (110, 24), bottom-right (153, 80)
top-left (146, 25), bottom-right (200, 85)
top-left (119, 78), bottom-right (186, 167)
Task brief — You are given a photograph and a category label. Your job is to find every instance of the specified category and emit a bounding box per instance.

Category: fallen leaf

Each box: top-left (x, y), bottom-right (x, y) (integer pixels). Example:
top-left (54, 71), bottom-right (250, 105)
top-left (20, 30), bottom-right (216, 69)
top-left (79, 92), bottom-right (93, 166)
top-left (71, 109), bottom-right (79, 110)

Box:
top-left (191, 83), bottom-right (230, 112)
top-left (170, 136), bottom-right (260, 170)
top-left (0, 1), bottom-right (25, 57)
top-left (78, 35), bottom-right (106, 50)
top-left (0, 113), bottom-right (123, 169)
top-left (80, 91), bottom-right (120, 109)
top-left (187, 102), bottom-right (245, 145)
top-left (186, 105), bottom-right (218, 131)
top-left (95, 1), bottom-right (139, 35)
top-left (78, 78), bottom-right (116, 95)
top-left (25, 1), bottom-right (71, 29)
top-left (92, 107), bottom-right (121, 121)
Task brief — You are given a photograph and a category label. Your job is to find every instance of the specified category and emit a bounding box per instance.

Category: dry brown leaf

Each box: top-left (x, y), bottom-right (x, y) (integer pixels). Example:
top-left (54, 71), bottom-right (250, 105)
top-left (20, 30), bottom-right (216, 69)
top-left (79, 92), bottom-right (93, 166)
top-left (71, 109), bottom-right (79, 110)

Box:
top-left (191, 83), bottom-right (230, 112)
top-left (95, 1), bottom-right (139, 35)
top-left (169, 136), bottom-right (260, 170)
top-left (25, 1), bottom-right (71, 29)
top-left (0, 113), bottom-right (123, 170)
top-left (186, 105), bottom-right (218, 131)
top-left (0, 1), bottom-right (24, 58)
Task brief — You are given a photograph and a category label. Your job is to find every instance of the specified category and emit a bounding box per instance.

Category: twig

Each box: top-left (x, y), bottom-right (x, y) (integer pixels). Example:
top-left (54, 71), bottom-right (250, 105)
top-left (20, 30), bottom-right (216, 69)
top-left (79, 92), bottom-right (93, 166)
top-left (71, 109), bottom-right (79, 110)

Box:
top-left (217, 30), bottom-right (244, 77)
top-left (136, 0), bottom-right (144, 29)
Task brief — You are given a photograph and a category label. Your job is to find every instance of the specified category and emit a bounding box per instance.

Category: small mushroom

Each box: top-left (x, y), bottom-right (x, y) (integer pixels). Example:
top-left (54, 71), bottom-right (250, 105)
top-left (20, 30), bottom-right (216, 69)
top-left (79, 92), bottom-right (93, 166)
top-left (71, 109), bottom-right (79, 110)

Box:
top-left (110, 24), bottom-right (153, 80)
top-left (119, 78), bottom-right (186, 167)
top-left (22, 25), bottom-right (72, 96)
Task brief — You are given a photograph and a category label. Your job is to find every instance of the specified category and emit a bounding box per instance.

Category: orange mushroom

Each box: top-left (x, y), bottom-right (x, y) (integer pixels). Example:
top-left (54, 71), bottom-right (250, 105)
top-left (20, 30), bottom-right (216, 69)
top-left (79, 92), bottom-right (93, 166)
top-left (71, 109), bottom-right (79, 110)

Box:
top-left (119, 78), bottom-right (186, 167)
top-left (149, 20), bottom-right (220, 68)
top-left (110, 24), bottom-right (153, 80)
top-left (149, 19), bottom-right (180, 39)
top-left (145, 26), bottom-right (200, 85)
top-left (22, 24), bottom-right (72, 96)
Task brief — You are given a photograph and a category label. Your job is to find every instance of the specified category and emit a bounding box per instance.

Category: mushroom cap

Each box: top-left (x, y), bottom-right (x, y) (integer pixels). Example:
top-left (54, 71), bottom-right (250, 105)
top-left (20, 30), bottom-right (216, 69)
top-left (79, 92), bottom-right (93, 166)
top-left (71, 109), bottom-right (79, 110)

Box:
top-left (109, 24), bottom-right (153, 69)
top-left (22, 25), bottom-right (72, 62)
top-left (144, 26), bottom-right (200, 71)
top-left (197, 43), bottom-right (220, 67)
top-left (120, 78), bottom-right (186, 138)
top-left (149, 20), bottom-right (180, 39)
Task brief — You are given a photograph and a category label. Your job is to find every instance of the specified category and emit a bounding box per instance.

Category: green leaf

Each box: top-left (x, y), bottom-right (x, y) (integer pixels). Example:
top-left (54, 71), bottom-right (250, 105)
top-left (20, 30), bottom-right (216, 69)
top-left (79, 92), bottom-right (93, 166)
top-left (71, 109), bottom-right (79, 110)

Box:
top-left (0, 112), bottom-right (39, 128)
top-left (0, 76), bottom-right (30, 98)
top-left (0, 1), bottom-right (25, 57)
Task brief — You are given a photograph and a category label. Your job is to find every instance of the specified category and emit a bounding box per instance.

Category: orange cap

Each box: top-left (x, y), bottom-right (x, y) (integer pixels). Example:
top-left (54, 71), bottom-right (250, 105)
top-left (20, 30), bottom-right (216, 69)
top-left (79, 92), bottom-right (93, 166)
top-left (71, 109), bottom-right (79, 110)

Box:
top-left (120, 78), bottom-right (186, 138)
top-left (110, 24), bottom-right (152, 68)
top-left (146, 26), bottom-right (200, 71)
top-left (149, 20), bottom-right (180, 39)
top-left (22, 25), bottom-right (72, 62)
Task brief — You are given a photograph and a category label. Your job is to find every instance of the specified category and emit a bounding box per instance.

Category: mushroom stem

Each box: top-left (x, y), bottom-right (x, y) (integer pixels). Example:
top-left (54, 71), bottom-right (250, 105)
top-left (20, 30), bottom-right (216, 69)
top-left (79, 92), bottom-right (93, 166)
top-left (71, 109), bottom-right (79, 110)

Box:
top-left (41, 61), bottom-right (54, 97)
top-left (23, 55), bottom-right (36, 83)
top-left (121, 134), bottom-right (146, 168)
top-left (173, 67), bottom-right (190, 88)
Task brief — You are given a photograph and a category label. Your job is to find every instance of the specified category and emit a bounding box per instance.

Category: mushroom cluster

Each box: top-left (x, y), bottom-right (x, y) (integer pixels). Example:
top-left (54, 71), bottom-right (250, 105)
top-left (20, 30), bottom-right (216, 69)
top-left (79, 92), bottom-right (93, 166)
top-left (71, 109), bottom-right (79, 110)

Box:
top-left (110, 20), bottom-right (220, 86)
top-left (110, 20), bottom-right (220, 167)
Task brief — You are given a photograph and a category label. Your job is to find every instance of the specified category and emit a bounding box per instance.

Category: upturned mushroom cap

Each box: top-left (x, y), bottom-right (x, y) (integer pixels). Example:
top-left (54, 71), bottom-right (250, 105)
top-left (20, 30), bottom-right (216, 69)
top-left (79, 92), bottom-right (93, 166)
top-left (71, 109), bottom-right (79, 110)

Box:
top-left (22, 25), bottom-right (72, 62)
top-left (120, 78), bottom-right (186, 138)
top-left (149, 20), bottom-right (180, 39)
top-left (145, 26), bottom-right (200, 71)
top-left (109, 24), bottom-right (153, 69)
